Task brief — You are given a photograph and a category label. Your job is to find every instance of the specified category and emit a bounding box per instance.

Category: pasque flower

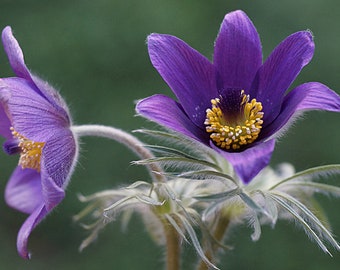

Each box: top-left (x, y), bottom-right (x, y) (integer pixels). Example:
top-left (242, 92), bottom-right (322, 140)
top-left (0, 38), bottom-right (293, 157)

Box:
top-left (0, 27), bottom-right (78, 258)
top-left (136, 10), bottom-right (340, 183)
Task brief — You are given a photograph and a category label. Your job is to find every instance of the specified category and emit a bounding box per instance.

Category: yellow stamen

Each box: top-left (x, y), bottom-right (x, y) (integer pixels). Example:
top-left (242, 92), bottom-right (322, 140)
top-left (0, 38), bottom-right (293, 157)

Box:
top-left (204, 91), bottom-right (264, 151)
top-left (11, 127), bottom-right (45, 172)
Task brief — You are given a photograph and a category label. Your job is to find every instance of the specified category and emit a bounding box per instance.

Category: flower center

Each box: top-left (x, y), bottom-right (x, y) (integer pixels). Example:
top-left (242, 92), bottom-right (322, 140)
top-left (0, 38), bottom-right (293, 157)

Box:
top-left (204, 90), bottom-right (264, 151)
top-left (10, 127), bottom-right (45, 172)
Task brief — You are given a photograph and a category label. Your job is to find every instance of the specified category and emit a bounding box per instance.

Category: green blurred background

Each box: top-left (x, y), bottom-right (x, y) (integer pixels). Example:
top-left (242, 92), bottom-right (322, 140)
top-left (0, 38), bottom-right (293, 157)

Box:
top-left (0, 0), bottom-right (339, 269)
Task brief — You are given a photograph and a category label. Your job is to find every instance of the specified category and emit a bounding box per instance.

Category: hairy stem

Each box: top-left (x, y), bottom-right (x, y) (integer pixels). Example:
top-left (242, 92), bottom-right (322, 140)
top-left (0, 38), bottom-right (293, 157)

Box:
top-left (162, 217), bottom-right (181, 270)
top-left (72, 124), bottom-right (165, 183)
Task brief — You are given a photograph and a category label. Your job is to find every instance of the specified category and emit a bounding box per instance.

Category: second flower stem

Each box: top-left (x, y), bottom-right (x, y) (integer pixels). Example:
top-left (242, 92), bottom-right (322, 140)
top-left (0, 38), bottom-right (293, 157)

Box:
top-left (197, 215), bottom-right (231, 270)
top-left (162, 216), bottom-right (181, 270)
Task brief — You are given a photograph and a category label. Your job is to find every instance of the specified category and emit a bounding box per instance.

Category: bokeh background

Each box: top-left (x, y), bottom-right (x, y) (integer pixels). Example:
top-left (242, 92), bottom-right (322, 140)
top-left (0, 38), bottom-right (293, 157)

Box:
top-left (0, 0), bottom-right (339, 269)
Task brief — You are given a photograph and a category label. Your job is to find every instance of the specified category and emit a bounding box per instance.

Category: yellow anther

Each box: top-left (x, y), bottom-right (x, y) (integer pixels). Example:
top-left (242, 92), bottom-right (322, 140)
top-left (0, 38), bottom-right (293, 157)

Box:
top-left (10, 127), bottom-right (45, 172)
top-left (204, 91), bottom-right (263, 151)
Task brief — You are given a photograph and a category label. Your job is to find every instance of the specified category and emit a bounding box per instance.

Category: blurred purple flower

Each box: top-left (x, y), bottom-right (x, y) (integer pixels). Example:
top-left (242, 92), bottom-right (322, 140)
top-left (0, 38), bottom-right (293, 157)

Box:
top-left (136, 10), bottom-right (340, 183)
top-left (0, 26), bottom-right (78, 258)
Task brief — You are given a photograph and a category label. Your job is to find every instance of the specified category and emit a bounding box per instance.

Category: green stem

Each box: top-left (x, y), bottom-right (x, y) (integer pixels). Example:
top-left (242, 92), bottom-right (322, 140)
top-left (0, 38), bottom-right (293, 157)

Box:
top-left (162, 217), bottom-right (181, 270)
top-left (72, 124), bottom-right (165, 183)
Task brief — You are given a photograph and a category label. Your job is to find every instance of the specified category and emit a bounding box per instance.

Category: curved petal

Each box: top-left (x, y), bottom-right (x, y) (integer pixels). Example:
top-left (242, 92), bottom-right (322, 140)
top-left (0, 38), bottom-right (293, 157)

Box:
top-left (5, 166), bottom-right (43, 214)
top-left (0, 103), bottom-right (12, 138)
top-left (41, 175), bottom-right (65, 211)
top-left (0, 77), bottom-right (69, 141)
top-left (17, 204), bottom-right (47, 259)
top-left (31, 75), bottom-right (71, 122)
top-left (147, 34), bottom-right (217, 127)
top-left (214, 10), bottom-right (262, 92)
top-left (3, 138), bottom-right (21, 155)
top-left (250, 31), bottom-right (315, 125)
top-left (41, 129), bottom-right (77, 190)
top-left (260, 82), bottom-right (340, 139)
top-left (2, 27), bottom-right (72, 118)
top-left (217, 139), bottom-right (276, 184)
top-left (136, 94), bottom-right (208, 143)
top-left (2, 26), bottom-right (31, 81)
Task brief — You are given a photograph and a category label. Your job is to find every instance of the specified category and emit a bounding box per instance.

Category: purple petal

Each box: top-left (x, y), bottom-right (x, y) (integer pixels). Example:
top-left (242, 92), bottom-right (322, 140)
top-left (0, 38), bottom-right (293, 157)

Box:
top-left (148, 34), bottom-right (217, 127)
top-left (214, 10), bottom-right (262, 92)
top-left (136, 94), bottom-right (208, 142)
top-left (250, 31), bottom-right (315, 125)
top-left (17, 204), bottom-right (47, 259)
top-left (217, 139), bottom-right (276, 184)
top-left (0, 103), bottom-right (12, 138)
top-left (261, 82), bottom-right (340, 139)
top-left (30, 75), bottom-right (72, 121)
top-left (0, 77), bottom-right (70, 142)
top-left (2, 26), bottom-right (32, 81)
top-left (2, 27), bottom-right (72, 118)
top-left (43, 131), bottom-right (77, 188)
top-left (41, 129), bottom-right (77, 191)
top-left (40, 175), bottom-right (65, 211)
top-left (3, 139), bottom-right (21, 155)
top-left (5, 166), bottom-right (43, 214)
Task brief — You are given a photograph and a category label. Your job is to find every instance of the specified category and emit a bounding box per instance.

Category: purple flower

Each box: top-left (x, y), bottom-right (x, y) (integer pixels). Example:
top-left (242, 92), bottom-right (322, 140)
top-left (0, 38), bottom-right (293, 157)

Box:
top-left (0, 27), bottom-right (78, 259)
top-left (136, 10), bottom-right (340, 183)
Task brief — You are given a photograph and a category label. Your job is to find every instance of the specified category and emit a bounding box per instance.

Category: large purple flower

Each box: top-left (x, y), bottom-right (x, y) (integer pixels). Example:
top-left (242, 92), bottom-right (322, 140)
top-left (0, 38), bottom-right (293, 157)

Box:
top-left (0, 27), bottom-right (78, 258)
top-left (136, 10), bottom-right (340, 183)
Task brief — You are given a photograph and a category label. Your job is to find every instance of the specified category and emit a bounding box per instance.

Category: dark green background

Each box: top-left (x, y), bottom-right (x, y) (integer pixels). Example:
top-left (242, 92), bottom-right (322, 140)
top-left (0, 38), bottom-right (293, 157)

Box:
top-left (0, 0), bottom-right (339, 269)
